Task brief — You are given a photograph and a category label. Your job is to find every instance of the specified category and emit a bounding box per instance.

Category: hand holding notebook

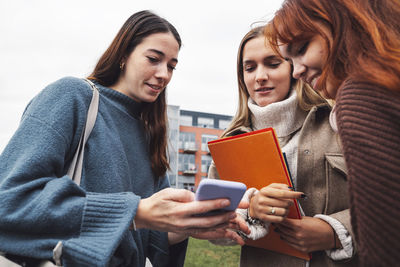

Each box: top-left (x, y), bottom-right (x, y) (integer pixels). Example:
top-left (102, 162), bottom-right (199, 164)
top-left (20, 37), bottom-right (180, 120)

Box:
top-left (248, 183), bottom-right (305, 224)
top-left (208, 127), bottom-right (311, 260)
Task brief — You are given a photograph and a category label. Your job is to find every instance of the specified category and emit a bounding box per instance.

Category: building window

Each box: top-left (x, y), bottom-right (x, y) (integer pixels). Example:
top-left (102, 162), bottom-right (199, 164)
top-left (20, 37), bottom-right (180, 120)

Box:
top-left (183, 182), bottom-right (195, 192)
top-left (201, 154), bottom-right (213, 173)
top-left (177, 175), bottom-right (195, 191)
top-left (180, 115), bottom-right (192, 126)
top-left (198, 117), bottom-right (214, 128)
top-left (178, 153), bottom-right (196, 173)
top-left (219, 119), bottom-right (231, 130)
top-left (201, 134), bottom-right (218, 151)
top-left (179, 132), bottom-right (197, 151)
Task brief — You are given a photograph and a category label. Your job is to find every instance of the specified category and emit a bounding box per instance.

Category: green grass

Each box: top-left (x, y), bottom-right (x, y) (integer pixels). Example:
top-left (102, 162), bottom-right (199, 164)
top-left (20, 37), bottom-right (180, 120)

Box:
top-left (184, 237), bottom-right (241, 267)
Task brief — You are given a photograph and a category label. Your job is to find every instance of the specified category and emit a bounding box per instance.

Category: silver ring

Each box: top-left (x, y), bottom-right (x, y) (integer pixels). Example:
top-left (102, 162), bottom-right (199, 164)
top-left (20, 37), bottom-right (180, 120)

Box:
top-left (270, 207), bottom-right (276, 215)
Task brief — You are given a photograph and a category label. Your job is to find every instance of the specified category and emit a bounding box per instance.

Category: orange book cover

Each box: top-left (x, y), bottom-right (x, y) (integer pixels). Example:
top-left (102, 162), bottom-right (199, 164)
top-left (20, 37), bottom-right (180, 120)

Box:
top-left (207, 127), bottom-right (311, 260)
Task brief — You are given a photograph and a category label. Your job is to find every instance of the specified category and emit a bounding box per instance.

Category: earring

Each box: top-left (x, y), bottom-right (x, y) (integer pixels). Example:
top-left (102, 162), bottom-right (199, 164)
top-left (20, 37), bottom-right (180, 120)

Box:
top-left (120, 62), bottom-right (125, 70)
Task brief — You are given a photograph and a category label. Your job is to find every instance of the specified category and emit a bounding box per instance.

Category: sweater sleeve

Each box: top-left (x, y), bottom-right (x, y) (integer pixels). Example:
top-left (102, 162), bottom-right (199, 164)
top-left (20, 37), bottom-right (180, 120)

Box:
top-left (0, 77), bottom-right (140, 266)
top-left (314, 212), bottom-right (354, 260)
top-left (336, 80), bottom-right (400, 266)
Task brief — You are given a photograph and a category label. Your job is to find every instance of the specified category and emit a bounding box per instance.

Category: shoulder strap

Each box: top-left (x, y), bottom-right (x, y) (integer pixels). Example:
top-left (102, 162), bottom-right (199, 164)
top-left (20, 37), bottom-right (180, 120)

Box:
top-left (66, 78), bottom-right (99, 185)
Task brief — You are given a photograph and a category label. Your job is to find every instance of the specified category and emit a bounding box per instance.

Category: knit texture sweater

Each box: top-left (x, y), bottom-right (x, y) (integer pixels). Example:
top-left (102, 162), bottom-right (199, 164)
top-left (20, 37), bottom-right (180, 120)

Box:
top-left (336, 79), bottom-right (400, 266)
top-left (0, 77), bottom-right (181, 267)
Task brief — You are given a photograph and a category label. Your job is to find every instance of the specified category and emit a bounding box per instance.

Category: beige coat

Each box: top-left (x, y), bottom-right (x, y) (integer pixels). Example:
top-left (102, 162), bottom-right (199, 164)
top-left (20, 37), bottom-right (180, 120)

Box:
top-left (208, 105), bottom-right (359, 266)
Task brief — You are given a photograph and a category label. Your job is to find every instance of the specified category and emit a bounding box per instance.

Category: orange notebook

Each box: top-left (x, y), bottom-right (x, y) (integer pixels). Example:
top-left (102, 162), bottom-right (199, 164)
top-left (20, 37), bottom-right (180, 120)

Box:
top-left (208, 127), bottom-right (311, 260)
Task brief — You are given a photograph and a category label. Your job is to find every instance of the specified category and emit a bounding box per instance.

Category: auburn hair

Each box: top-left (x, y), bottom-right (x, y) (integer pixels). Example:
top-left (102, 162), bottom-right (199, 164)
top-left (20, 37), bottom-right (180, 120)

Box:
top-left (268, 0), bottom-right (400, 95)
top-left (88, 10), bottom-right (182, 178)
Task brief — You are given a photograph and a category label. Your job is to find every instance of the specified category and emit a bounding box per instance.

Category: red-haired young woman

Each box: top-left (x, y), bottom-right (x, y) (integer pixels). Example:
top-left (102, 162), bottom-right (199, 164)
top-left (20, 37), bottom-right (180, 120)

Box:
top-left (268, 0), bottom-right (400, 266)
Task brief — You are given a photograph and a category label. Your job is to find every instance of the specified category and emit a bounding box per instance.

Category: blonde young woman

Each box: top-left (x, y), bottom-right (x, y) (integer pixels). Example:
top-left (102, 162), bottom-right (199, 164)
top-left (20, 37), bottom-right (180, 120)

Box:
top-left (208, 26), bottom-right (359, 266)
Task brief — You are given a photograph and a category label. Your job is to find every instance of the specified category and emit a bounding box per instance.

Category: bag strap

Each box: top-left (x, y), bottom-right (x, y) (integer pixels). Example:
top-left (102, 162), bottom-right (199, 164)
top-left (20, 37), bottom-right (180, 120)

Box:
top-left (66, 78), bottom-right (99, 185)
top-left (0, 79), bottom-right (100, 266)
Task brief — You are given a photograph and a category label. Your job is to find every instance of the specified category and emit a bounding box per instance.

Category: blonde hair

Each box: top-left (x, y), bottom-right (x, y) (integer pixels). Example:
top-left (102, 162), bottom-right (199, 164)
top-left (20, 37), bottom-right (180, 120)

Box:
top-left (222, 25), bottom-right (328, 138)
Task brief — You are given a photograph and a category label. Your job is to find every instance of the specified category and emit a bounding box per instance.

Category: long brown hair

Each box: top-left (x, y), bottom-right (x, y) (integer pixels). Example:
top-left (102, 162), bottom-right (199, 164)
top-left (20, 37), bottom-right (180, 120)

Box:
top-left (222, 25), bottom-right (326, 137)
top-left (89, 10), bottom-right (182, 178)
top-left (268, 0), bottom-right (400, 95)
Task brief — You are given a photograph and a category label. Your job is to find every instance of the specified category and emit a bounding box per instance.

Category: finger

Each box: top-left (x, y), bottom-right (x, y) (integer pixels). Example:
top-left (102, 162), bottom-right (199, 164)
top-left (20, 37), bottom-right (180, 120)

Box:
top-left (275, 224), bottom-right (295, 236)
top-left (258, 214), bottom-right (287, 223)
top-left (237, 218), bottom-right (251, 235)
top-left (191, 228), bottom-right (227, 239)
top-left (254, 198), bottom-right (294, 210)
top-left (252, 204), bottom-right (292, 222)
top-left (276, 227), bottom-right (300, 244)
top-left (262, 206), bottom-right (297, 223)
top-left (228, 219), bottom-right (250, 235)
top-left (192, 229), bottom-right (246, 246)
top-left (183, 222), bottom-right (231, 235)
top-left (183, 211), bottom-right (237, 229)
top-left (267, 183), bottom-right (294, 190)
top-left (279, 234), bottom-right (303, 251)
top-left (237, 199), bottom-right (249, 209)
top-left (163, 188), bottom-right (196, 202)
top-left (184, 198), bottom-right (231, 216)
top-left (258, 205), bottom-right (288, 217)
top-left (279, 217), bottom-right (299, 227)
top-left (226, 231), bottom-right (246, 246)
top-left (259, 187), bottom-right (304, 200)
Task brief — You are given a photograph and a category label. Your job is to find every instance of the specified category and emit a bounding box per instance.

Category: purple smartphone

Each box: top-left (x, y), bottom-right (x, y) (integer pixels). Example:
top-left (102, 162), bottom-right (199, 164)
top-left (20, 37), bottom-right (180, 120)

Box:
top-left (194, 179), bottom-right (247, 216)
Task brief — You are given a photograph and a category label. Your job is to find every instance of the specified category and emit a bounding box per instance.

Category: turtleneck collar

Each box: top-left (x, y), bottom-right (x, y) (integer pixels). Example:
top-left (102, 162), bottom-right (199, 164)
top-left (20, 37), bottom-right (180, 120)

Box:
top-left (94, 82), bottom-right (143, 119)
top-left (248, 89), bottom-right (308, 138)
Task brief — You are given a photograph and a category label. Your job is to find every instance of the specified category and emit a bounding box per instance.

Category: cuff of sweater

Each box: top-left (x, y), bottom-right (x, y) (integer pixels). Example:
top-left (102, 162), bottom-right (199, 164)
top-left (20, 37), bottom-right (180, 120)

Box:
top-left (236, 188), bottom-right (269, 241)
top-left (314, 214), bottom-right (353, 261)
top-left (61, 192), bottom-right (140, 267)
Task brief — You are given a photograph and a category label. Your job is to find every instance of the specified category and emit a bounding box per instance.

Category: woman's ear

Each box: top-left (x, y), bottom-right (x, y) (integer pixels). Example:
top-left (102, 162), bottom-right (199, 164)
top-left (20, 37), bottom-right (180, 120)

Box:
top-left (120, 61), bottom-right (125, 70)
top-left (119, 56), bottom-right (127, 71)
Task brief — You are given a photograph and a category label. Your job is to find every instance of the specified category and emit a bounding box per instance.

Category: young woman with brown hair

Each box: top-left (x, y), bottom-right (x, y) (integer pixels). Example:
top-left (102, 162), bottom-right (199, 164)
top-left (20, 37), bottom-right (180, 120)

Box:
top-left (268, 0), bottom-right (400, 265)
top-left (0, 10), bottom-right (248, 267)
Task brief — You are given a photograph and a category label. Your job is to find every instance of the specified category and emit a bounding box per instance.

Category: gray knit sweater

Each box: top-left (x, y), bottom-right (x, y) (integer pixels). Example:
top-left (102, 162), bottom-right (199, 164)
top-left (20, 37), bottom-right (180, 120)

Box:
top-left (0, 77), bottom-right (184, 267)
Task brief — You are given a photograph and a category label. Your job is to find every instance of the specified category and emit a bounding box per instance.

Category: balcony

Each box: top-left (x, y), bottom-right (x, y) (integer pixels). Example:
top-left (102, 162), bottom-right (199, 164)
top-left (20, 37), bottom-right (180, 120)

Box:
top-left (181, 142), bottom-right (198, 153)
top-left (181, 164), bottom-right (197, 175)
top-left (201, 143), bottom-right (211, 154)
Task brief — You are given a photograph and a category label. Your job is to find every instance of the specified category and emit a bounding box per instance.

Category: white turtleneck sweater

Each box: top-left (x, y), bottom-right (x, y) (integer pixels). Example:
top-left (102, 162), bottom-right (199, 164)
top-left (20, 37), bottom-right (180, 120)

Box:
top-left (248, 90), bottom-right (306, 187)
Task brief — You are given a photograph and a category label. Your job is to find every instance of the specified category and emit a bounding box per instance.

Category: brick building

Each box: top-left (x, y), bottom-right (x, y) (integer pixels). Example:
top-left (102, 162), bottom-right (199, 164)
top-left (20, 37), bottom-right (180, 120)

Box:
top-left (167, 106), bottom-right (232, 191)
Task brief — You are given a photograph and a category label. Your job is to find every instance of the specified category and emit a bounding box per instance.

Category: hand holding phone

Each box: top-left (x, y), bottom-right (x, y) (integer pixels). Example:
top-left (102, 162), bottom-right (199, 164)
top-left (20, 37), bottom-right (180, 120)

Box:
top-left (194, 179), bottom-right (247, 216)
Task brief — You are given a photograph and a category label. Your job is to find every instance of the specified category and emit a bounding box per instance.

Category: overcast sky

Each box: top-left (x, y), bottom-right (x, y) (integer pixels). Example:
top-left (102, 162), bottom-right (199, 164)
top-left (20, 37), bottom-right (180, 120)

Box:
top-left (0, 0), bottom-right (284, 152)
